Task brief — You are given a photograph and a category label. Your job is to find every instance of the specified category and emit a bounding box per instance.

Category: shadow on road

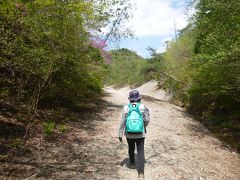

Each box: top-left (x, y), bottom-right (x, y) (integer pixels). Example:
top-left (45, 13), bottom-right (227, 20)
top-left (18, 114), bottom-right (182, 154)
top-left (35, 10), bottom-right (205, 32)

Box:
top-left (166, 99), bottom-right (240, 153)
top-left (0, 91), bottom-right (122, 179)
top-left (119, 154), bottom-right (138, 170)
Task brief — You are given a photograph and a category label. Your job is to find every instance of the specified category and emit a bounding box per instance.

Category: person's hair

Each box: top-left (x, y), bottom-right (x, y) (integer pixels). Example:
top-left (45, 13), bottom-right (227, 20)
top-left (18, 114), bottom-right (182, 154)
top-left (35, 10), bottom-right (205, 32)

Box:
top-left (130, 99), bottom-right (141, 103)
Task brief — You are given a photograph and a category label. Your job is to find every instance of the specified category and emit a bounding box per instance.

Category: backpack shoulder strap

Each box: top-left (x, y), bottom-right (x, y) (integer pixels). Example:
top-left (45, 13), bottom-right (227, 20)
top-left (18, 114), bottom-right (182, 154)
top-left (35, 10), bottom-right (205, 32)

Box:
top-left (127, 103), bottom-right (133, 115)
top-left (127, 103), bottom-right (139, 115)
top-left (136, 102), bottom-right (141, 109)
top-left (135, 103), bottom-right (143, 117)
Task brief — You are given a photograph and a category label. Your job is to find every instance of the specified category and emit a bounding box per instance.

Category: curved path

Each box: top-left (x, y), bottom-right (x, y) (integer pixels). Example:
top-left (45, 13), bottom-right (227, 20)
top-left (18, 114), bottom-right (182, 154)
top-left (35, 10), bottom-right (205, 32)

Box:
top-left (80, 86), bottom-right (240, 179)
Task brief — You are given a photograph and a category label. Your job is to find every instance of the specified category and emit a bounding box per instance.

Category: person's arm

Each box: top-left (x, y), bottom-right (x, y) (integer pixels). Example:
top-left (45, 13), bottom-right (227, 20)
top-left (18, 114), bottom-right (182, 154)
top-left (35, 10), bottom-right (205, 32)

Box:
top-left (144, 106), bottom-right (150, 127)
top-left (140, 104), bottom-right (150, 127)
top-left (118, 105), bottom-right (128, 140)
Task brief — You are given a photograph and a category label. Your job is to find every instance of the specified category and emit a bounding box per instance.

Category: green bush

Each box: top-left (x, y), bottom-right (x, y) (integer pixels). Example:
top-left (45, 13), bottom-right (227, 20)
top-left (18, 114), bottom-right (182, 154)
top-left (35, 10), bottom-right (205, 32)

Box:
top-left (59, 124), bottom-right (67, 133)
top-left (0, 1), bottom-right (108, 113)
top-left (43, 121), bottom-right (55, 136)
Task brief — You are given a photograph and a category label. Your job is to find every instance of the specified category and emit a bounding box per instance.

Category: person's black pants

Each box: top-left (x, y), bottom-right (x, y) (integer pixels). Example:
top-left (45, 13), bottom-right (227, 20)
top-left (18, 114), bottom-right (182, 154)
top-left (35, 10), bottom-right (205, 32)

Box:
top-left (126, 137), bottom-right (145, 172)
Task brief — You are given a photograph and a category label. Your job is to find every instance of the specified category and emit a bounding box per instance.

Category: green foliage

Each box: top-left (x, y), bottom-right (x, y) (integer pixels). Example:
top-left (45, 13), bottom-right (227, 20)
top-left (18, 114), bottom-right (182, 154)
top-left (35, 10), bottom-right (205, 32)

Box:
top-left (145, 0), bottom-right (240, 129)
top-left (107, 48), bottom-right (147, 87)
top-left (43, 121), bottom-right (55, 136)
top-left (188, 0), bottom-right (240, 123)
top-left (221, 121), bottom-right (236, 130)
top-left (145, 30), bottom-right (195, 103)
top-left (194, 0), bottom-right (240, 55)
top-left (58, 124), bottom-right (67, 133)
top-left (145, 48), bottom-right (166, 80)
top-left (10, 138), bottom-right (22, 148)
top-left (188, 50), bottom-right (240, 118)
top-left (0, 0), bottom-right (130, 115)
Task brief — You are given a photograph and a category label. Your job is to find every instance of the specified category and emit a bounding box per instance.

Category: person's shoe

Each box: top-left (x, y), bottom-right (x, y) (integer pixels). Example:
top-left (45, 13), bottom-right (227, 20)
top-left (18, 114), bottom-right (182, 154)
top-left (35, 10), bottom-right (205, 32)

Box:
top-left (130, 160), bottom-right (135, 164)
top-left (128, 162), bottom-right (135, 169)
top-left (138, 171), bottom-right (144, 180)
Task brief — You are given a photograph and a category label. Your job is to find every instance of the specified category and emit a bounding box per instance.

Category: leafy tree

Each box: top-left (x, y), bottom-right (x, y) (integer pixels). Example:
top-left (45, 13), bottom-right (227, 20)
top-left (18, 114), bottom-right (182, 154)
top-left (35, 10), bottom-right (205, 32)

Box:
top-left (145, 0), bottom-right (240, 130)
top-left (145, 28), bottom-right (195, 103)
top-left (0, 0), bottom-right (132, 117)
top-left (188, 0), bottom-right (240, 125)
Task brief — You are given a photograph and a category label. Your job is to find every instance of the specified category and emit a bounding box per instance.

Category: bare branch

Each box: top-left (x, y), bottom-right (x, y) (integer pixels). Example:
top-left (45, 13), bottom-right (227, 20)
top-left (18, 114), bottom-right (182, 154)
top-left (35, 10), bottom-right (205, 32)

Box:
top-left (146, 68), bottom-right (183, 84)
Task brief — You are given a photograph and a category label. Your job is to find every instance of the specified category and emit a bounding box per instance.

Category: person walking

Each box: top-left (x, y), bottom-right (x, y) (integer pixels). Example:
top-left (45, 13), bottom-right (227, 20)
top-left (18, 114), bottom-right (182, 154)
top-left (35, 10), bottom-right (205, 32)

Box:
top-left (118, 89), bottom-right (150, 180)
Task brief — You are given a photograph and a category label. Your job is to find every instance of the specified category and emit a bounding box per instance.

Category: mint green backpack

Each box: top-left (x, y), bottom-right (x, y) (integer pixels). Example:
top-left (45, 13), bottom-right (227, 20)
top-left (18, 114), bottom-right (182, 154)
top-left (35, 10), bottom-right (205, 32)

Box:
top-left (126, 103), bottom-right (144, 134)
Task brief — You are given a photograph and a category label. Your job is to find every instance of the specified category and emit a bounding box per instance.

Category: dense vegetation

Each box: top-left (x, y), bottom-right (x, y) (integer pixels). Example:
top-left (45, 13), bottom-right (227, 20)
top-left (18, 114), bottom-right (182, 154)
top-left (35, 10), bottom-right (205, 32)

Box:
top-left (106, 48), bottom-right (146, 87)
top-left (0, 0), bottom-right (132, 117)
top-left (145, 0), bottom-right (240, 146)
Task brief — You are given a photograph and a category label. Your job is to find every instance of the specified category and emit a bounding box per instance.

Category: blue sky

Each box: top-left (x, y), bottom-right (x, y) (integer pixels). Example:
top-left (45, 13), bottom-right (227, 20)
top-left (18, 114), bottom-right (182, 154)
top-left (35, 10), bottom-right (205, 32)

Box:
top-left (115, 0), bottom-right (190, 58)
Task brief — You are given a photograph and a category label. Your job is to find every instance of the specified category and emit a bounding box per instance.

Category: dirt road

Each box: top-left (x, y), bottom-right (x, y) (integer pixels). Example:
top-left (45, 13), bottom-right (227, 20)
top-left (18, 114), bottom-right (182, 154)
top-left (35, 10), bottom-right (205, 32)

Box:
top-left (1, 86), bottom-right (239, 179)
top-left (79, 86), bottom-right (240, 179)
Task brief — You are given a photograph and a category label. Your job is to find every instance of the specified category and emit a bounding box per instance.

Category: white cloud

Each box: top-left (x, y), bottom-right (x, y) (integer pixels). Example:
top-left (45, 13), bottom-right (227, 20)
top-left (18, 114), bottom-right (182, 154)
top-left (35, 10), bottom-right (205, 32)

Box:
top-left (155, 36), bottom-right (172, 53)
top-left (128, 0), bottom-right (188, 37)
